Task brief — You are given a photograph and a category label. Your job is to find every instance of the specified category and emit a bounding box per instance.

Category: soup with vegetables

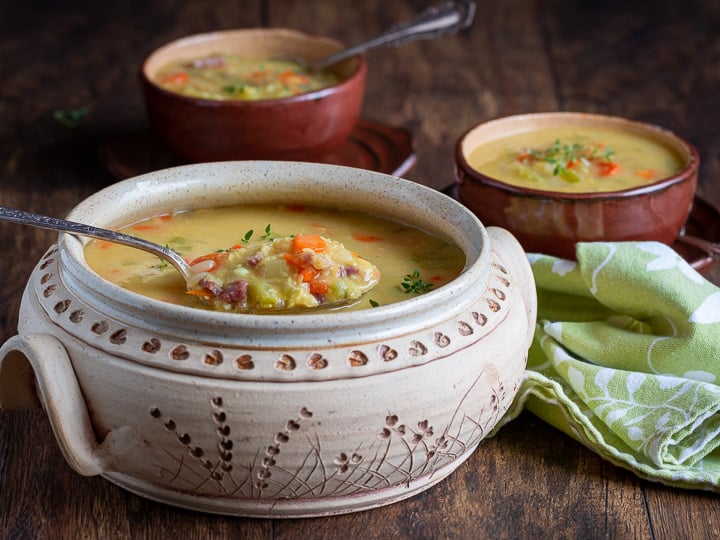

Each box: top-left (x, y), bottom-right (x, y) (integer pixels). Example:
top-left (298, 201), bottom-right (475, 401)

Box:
top-left (84, 204), bottom-right (465, 313)
top-left (467, 127), bottom-right (685, 193)
top-left (154, 55), bottom-right (340, 100)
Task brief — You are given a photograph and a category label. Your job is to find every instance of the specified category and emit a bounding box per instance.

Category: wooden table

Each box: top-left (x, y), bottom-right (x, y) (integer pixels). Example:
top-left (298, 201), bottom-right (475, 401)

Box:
top-left (2, 1), bottom-right (719, 537)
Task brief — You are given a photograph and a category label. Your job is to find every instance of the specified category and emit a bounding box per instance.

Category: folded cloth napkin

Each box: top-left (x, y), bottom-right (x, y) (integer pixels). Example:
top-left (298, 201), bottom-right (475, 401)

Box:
top-left (498, 241), bottom-right (720, 491)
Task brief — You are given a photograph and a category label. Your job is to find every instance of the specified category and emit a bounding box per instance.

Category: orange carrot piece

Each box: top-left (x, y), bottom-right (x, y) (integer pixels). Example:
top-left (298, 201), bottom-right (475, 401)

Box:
top-left (597, 162), bottom-right (620, 176)
top-left (132, 224), bottom-right (158, 231)
top-left (300, 266), bottom-right (318, 282)
top-left (159, 72), bottom-right (189, 85)
top-left (517, 153), bottom-right (533, 163)
top-left (309, 280), bottom-right (328, 294)
top-left (186, 289), bottom-right (210, 299)
top-left (188, 252), bottom-right (228, 271)
top-left (95, 240), bottom-right (113, 250)
top-left (292, 234), bottom-right (327, 253)
top-left (352, 232), bottom-right (384, 243)
top-left (283, 253), bottom-right (303, 268)
top-left (636, 169), bottom-right (657, 179)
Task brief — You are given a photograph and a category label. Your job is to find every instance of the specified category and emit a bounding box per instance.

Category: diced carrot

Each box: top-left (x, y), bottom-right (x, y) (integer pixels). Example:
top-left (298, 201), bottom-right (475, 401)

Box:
top-left (132, 224), bottom-right (158, 231)
top-left (158, 214), bottom-right (173, 221)
top-left (280, 70), bottom-right (309, 85)
top-left (230, 243), bottom-right (245, 251)
top-left (188, 251), bottom-right (228, 271)
top-left (249, 70), bottom-right (267, 82)
top-left (95, 240), bottom-right (113, 250)
top-left (309, 280), bottom-right (328, 294)
top-left (597, 162), bottom-right (620, 176)
top-left (430, 275), bottom-right (444, 282)
top-left (159, 72), bottom-right (190, 85)
top-left (300, 266), bottom-right (318, 282)
top-left (517, 153), bottom-right (533, 163)
top-left (186, 289), bottom-right (210, 299)
top-left (565, 159), bottom-right (576, 169)
top-left (636, 169), bottom-right (657, 179)
top-left (292, 234), bottom-right (327, 253)
top-left (283, 253), bottom-right (303, 268)
top-left (352, 232), bottom-right (384, 242)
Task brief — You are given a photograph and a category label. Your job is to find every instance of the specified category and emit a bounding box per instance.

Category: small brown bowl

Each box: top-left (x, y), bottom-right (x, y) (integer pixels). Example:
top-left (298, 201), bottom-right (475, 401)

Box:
top-left (454, 112), bottom-right (700, 259)
top-left (140, 28), bottom-right (366, 162)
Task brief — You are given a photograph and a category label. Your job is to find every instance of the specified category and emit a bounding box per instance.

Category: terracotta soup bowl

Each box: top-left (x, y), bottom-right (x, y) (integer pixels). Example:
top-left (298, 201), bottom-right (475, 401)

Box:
top-left (141, 29), bottom-right (366, 162)
top-left (0, 162), bottom-right (536, 518)
top-left (455, 112), bottom-right (699, 259)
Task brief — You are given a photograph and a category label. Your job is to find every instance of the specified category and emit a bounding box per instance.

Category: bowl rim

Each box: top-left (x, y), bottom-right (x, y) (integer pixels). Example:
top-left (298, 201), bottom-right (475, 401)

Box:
top-left (455, 111), bottom-right (700, 201)
top-left (140, 27), bottom-right (367, 107)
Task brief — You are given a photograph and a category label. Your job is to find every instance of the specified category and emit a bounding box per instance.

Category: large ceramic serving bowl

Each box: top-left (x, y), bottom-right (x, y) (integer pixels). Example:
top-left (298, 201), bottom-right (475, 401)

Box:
top-left (141, 29), bottom-right (366, 162)
top-left (455, 112), bottom-right (699, 259)
top-left (0, 162), bottom-right (536, 518)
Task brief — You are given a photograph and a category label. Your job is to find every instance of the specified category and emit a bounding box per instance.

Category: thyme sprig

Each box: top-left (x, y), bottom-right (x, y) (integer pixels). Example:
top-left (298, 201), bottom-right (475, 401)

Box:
top-left (400, 270), bottom-right (434, 295)
top-left (240, 224), bottom-right (273, 244)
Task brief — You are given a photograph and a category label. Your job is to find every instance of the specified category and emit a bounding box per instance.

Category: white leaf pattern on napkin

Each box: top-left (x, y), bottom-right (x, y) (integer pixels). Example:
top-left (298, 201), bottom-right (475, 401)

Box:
top-left (689, 292), bottom-right (720, 324)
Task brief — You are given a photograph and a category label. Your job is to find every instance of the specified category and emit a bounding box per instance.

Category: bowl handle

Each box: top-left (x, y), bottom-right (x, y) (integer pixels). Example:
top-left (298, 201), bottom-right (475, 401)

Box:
top-left (0, 334), bottom-right (132, 476)
top-left (487, 226), bottom-right (538, 348)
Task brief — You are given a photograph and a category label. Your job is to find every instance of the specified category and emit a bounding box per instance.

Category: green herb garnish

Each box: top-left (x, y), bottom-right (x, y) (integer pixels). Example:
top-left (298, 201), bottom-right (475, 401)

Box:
top-left (400, 270), bottom-right (434, 295)
top-left (53, 107), bottom-right (88, 128)
top-left (222, 84), bottom-right (244, 94)
top-left (150, 244), bottom-right (171, 270)
top-left (524, 139), bottom-right (615, 181)
top-left (369, 299), bottom-right (380, 307)
top-left (260, 224), bottom-right (273, 240)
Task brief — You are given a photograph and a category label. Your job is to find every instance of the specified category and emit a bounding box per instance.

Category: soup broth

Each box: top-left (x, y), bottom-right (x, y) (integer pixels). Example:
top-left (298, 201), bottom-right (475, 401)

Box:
top-left (154, 55), bottom-right (340, 100)
top-left (467, 126), bottom-right (685, 193)
top-left (84, 204), bottom-right (466, 313)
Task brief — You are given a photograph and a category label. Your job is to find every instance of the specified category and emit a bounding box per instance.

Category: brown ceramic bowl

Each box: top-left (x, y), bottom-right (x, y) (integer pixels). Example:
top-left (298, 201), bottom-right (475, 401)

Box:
top-left (140, 28), bottom-right (367, 162)
top-left (454, 112), bottom-right (700, 259)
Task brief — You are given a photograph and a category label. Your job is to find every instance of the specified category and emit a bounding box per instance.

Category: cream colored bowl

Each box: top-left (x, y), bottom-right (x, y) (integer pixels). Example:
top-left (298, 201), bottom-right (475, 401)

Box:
top-left (0, 162), bottom-right (536, 518)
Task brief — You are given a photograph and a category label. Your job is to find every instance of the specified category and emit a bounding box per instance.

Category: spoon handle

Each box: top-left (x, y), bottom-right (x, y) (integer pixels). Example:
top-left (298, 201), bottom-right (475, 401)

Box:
top-left (315, 0), bottom-right (476, 70)
top-left (0, 206), bottom-right (190, 279)
top-left (678, 234), bottom-right (720, 261)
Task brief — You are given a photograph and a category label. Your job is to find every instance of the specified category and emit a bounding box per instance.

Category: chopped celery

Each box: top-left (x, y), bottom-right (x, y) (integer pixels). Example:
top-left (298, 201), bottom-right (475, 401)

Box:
top-left (511, 162), bottom-right (543, 183)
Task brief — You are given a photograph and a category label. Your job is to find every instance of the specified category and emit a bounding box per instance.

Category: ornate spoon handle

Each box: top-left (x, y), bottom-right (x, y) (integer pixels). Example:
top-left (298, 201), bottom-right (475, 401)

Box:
top-left (0, 205), bottom-right (190, 280)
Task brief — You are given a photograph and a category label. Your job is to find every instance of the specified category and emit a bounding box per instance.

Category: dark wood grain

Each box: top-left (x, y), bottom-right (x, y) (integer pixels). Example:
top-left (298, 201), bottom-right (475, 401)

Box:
top-left (1, 1), bottom-right (719, 538)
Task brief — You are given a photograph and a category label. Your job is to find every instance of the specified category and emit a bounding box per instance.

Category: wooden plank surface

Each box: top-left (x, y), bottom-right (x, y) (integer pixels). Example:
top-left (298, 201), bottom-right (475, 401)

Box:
top-left (1, 1), bottom-right (719, 538)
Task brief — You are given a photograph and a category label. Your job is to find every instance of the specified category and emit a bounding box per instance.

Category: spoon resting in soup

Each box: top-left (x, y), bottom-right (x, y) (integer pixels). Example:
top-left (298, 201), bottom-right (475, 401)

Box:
top-left (185, 233), bottom-right (380, 312)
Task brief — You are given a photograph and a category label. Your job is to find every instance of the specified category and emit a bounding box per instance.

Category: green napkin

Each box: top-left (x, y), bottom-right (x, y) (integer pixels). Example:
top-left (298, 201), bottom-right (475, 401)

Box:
top-left (500, 241), bottom-right (720, 491)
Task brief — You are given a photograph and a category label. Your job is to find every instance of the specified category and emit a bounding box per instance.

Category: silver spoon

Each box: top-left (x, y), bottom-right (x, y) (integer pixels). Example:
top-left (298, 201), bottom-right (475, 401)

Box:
top-left (0, 205), bottom-right (192, 282)
top-left (0, 205), bottom-right (381, 311)
top-left (309, 0), bottom-right (476, 71)
top-left (677, 234), bottom-right (720, 262)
